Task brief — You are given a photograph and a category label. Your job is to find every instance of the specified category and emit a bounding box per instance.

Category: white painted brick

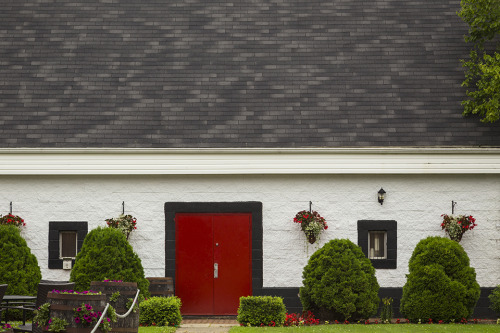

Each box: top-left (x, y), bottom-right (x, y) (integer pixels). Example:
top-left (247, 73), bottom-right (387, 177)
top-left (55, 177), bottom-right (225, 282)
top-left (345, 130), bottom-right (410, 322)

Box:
top-left (0, 174), bottom-right (498, 288)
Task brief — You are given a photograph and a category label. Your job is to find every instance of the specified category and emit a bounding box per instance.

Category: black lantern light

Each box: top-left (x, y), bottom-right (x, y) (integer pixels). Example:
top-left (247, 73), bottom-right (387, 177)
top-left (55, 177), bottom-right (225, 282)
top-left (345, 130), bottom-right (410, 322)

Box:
top-left (378, 188), bottom-right (386, 205)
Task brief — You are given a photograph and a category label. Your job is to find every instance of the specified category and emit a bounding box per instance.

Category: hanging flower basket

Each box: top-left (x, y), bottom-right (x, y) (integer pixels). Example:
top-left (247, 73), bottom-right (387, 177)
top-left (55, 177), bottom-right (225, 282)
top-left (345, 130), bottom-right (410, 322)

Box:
top-left (105, 214), bottom-right (137, 240)
top-left (0, 213), bottom-right (25, 228)
top-left (441, 214), bottom-right (476, 242)
top-left (293, 210), bottom-right (328, 244)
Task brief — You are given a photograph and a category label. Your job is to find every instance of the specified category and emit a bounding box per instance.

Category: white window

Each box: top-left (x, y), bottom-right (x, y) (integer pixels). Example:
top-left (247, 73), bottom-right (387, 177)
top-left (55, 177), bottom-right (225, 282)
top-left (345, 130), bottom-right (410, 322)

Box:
top-left (59, 231), bottom-right (77, 259)
top-left (368, 231), bottom-right (387, 259)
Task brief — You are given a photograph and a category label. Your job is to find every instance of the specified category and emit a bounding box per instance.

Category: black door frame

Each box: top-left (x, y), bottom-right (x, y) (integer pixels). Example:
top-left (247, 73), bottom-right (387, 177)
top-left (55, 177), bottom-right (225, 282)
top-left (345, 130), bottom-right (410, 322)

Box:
top-left (165, 202), bottom-right (263, 294)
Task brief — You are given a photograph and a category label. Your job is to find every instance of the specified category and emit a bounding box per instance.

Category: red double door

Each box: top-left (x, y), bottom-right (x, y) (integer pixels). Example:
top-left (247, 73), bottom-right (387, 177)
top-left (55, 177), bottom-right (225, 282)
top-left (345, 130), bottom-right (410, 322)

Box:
top-left (175, 213), bottom-right (252, 315)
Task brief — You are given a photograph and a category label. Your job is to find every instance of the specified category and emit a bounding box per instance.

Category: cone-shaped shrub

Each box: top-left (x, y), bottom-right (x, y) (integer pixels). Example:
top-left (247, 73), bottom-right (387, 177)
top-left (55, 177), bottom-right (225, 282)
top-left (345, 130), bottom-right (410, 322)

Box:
top-left (70, 227), bottom-right (149, 297)
top-left (299, 239), bottom-right (379, 321)
top-left (400, 236), bottom-right (480, 322)
top-left (0, 225), bottom-right (41, 296)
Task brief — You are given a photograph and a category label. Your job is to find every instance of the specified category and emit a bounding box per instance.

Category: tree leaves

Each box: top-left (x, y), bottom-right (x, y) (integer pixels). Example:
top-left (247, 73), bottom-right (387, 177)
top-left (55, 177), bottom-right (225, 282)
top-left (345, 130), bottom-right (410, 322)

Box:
top-left (459, 0), bottom-right (500, 122)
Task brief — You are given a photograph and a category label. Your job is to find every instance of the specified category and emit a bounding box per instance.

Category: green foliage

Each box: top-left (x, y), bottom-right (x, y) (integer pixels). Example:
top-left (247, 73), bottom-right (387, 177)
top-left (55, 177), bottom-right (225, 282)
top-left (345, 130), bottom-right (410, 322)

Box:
top-left (110, 291), bottom-right (121, 303)
top-left (462, 51), bottom-right (500, 122)
top-left (459, 0), bottom-right (500, 45)
top-left (237, 296), bottom-right (287, 327)
top-left (0, 225), bottom-right (41, 296)
top-left (489, 285), bottom-right (500, 314)
top-left (69, 227), bottom-right (150, 297)
top-left (400, 236), bottom-right (480, 322)
top-left (34, 303), bottom-right (51, 328)
top-left (139, 296), bottom-right (182, 327)
top-left (47, 318), bottom-right (68, 333)
top-left (380, 297), bottom-right (393, 324)
top-left (458, 0), bottom-right (500, 122)
top-left (299, 239), bottom-right (379, 322)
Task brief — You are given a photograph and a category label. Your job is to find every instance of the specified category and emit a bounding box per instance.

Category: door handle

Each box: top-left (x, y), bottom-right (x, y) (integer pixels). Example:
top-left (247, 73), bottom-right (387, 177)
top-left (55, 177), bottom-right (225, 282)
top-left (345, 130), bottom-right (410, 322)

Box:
top-left (214, 263), bottom-right (218, 279)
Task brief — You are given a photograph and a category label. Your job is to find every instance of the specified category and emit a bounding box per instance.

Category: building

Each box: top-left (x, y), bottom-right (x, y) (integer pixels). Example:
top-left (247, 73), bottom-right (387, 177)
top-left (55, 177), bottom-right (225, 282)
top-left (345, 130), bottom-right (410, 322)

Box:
top-left (1, 0), bottom-right (499, 317)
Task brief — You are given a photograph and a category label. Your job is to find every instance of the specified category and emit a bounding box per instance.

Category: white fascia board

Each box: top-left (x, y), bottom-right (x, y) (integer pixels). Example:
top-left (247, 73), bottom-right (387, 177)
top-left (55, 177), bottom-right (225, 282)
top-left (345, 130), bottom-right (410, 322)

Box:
top-left (0, 148), bottom-right (499, 175)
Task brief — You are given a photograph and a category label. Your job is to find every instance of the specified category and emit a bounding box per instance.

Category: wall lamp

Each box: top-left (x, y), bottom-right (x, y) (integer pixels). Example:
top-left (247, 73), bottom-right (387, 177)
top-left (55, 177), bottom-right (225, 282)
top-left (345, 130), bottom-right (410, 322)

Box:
top-left (378, 188), bottom-right (386, 205)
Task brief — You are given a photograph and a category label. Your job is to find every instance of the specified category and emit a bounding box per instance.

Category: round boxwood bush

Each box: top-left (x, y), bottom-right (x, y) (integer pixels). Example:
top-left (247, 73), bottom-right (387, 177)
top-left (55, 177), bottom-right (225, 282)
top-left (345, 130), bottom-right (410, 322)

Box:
top-left (0, 224), bottom-right (41, 296)
top-left (299, 239), bottom-right (379, 321)
top-left (70, 227), bottom-right (150, 297)
top-left (139, 296), bottom-right (182, 327)
top-left (400, 236), bottom-right (480, 322)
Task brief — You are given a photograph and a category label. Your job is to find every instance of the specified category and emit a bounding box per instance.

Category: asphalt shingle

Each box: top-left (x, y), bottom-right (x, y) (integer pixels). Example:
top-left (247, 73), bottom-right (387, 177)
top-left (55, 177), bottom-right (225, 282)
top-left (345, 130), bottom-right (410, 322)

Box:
top-left (0, 0), bottom-right (499, 148)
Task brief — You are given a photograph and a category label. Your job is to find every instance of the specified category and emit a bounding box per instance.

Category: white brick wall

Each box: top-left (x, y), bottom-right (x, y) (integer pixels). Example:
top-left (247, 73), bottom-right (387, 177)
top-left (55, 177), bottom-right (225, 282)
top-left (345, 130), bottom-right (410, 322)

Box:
top-left (3, 174), bottom-right (499, 288)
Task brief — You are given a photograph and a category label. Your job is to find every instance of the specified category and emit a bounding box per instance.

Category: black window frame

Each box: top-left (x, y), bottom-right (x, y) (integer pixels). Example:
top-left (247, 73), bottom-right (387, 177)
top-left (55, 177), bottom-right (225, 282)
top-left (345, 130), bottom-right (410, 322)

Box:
top-left (357, 220), bottom-right (397, 269)
top-left (49, 221), bottom-right (88, 269)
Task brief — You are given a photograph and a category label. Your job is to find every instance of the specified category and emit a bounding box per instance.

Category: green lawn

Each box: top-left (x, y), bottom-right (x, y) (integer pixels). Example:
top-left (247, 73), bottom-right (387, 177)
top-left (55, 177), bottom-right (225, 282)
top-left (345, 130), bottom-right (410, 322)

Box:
top-left (228, 324), bottom-right (500, 333)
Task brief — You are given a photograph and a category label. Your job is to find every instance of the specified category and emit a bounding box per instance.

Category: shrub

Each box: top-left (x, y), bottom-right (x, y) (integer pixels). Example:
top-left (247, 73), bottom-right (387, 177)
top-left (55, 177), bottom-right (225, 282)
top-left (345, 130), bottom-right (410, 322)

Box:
top-left (299, 239), bottom-right (379, 322)
top-left (489, 285), bottom-right (500, 314)
top-left (70, 227), bottom-right (150, 297)
top-left (139, 296), bottom-right (182, 327)
top-left (237, 296), bottom-right (287, 327)
top-left (0, 225), bottom-right (41, 296)
top-left (400, 236), bottom-right (480, 322)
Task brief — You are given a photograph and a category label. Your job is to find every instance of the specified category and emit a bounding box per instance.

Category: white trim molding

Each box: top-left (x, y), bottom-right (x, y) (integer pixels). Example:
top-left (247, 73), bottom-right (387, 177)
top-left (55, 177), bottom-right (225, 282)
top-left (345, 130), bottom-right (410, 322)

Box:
top-left (0, 147), bottom-right (499, 175)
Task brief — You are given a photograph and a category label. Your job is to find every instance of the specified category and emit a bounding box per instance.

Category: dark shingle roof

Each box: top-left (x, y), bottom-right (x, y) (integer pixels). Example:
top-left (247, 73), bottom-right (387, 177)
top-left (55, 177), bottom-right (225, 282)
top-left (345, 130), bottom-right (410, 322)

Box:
top-left (1, 0), bottom-right (499, 148)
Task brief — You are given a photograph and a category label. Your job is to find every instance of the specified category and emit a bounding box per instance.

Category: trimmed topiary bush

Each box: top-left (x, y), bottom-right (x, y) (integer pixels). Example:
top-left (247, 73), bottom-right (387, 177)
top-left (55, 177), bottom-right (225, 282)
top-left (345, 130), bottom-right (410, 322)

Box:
top-left (237, 296), bottom-right (287, 327)
top-left (139, 296), bottom-right (182, 327)
top-left (489, 285), bottom-right (500, 315)
top-left (0, 224), bottom-right (41, 296)
top-left (400, 236), bottom-right (480, 322)
top-left (70, 227), bottom-right (149, 297)
top-left (299, 239), bottom-right (379, 322)
top-left (0, 224), bottom-right (42, 321)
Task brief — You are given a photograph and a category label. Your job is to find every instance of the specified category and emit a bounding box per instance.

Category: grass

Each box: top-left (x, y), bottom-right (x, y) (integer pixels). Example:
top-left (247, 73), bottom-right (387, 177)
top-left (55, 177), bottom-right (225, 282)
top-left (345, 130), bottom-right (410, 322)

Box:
top-left (228, 324), bottom-right (500, 333)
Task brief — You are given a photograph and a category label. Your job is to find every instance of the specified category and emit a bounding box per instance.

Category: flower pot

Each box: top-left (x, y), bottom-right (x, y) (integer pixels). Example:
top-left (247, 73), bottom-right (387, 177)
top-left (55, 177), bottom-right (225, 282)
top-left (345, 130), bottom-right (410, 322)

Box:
top-left (449, 233), bottom-right (464, 242)
top-left (46, 292), bottom-right (106, 333)
top-left (307, 234), bottom-right (316, 244)
top-left (90, 282), bottom-right (139, 333)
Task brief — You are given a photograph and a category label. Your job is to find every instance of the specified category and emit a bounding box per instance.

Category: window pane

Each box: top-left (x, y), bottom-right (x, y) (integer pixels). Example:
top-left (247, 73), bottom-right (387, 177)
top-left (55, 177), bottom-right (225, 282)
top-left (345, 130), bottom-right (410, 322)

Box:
top-left (369, 231), bottom-right (386, 259)
top-left (60, 232), bottom-right (77, 258)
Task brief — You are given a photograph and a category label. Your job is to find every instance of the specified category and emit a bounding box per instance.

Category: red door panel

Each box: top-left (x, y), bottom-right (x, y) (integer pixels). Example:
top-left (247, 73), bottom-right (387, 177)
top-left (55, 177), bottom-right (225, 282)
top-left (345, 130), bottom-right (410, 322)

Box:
top-left (213, 215), bottom-right (252, 314)
top-left (175, 214), bottom-right (214, 315)
top-left (175, 213), bottom-right (252, 315)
